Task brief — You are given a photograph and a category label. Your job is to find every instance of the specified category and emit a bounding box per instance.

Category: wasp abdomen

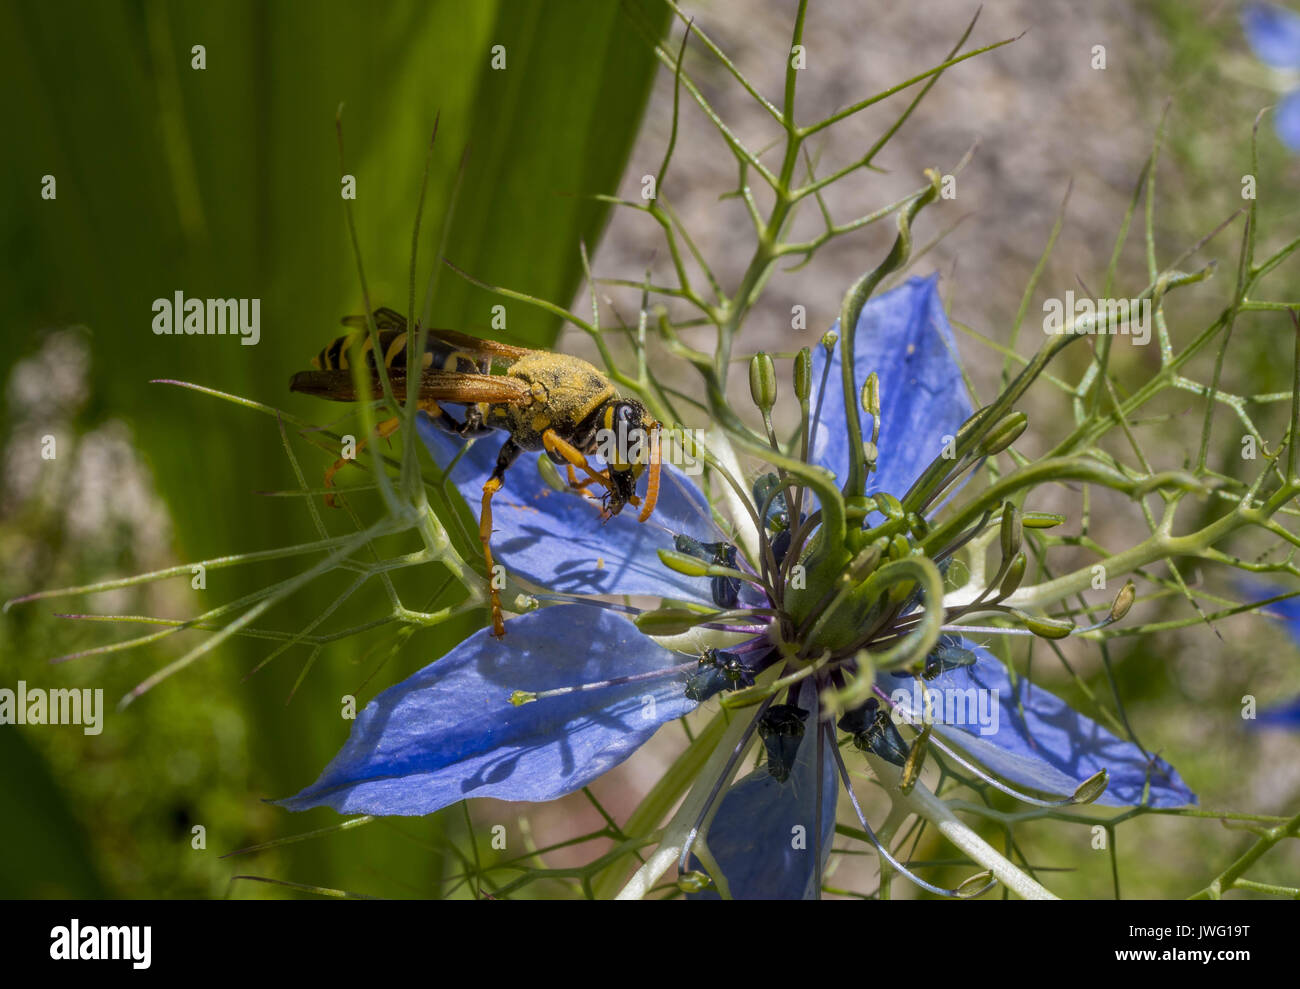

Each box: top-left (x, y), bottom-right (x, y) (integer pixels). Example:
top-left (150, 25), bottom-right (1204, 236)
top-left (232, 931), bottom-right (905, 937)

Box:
top-left (313, 330), bottom-right (480, 375)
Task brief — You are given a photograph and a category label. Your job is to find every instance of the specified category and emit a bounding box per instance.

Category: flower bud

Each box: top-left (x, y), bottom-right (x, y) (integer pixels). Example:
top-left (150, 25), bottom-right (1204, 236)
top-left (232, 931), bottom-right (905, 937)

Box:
top-left (1109, 581), bottom-right (1136, 622)
top-left (861, 371), bottom-right (880, 419)
top-left (875, 491), bottom-right (904, 521)
top-left (1022, 512), bottom-right (1066, 529)
top-left (749, 351), bottom-right (777, 413)
top-left (1016, 612), bottom-right (1074, 639)
top-left (1071, 769), bottom-right (1109, 805)
top-left (999, 502), bottom-right (1022, 560)
top-left (998, 551), bottom-right (1027, 599)
top-left (794, 347), bottom-right (812, 401)
top-left (979, 411), bottom-right (1028, 456)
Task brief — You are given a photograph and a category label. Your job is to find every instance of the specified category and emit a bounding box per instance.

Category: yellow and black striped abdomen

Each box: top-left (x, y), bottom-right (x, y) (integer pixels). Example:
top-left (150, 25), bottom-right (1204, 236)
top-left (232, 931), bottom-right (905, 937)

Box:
top-left (312, 330), bottom-right (481, 375)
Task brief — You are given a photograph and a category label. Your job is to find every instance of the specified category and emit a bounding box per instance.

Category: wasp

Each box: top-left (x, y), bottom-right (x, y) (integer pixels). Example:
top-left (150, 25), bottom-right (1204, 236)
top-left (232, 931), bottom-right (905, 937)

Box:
top-left (289, 307), bottom-right (662, 638)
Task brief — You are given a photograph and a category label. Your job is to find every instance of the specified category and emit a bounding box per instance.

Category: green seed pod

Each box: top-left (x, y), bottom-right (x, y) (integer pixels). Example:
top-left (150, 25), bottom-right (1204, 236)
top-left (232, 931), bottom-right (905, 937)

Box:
top-left (875, 491), bottom-right (904, 521)
top-left (979, 411), bottom-right (1028, 456)
top-left (1071, 769), bottom-right (1110, 805)
top-left (861, 440), bottom-right (878, 469)
top-left (676, 871), bottom-right (712, 894)
top-left (861, 371), bottom-right (880, 418)
top-left (999, 502), bottom-right (1022, 561)
top-left (794, 347), bottom-right (812, 401)
top-left (1017, 612), bottom-right (1074, 640)
top-left (537, 455), bottom-right (566, 492)
top-left (1022, 512), bottom-right (1067, 529)
top-left (634, 607), bottom-right (713, 636)
top-left (907, 512), bottom-right (930, 541)
top-left (749, 351), bottom-right (777, 413)
top-left (657, 548), bottom-right (714, 578)
top-left (1109, 581), bottom-right (1137, 622)
top-left (999, 552), bottom-right (1027, 599)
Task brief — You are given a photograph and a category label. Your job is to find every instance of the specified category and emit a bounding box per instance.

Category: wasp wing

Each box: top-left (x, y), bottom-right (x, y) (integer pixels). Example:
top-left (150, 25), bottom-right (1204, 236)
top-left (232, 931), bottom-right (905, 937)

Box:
top-left (340, 309), bottom-right (534, 362)
top-left (340, 307), bottom-right (408, 332)
top-left (289, 368), bottom-right (533, 406)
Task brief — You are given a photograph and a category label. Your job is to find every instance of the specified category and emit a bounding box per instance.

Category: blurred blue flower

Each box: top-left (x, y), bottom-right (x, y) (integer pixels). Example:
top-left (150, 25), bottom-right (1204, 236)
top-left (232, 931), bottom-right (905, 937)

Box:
top-left (1242, 2), bottom-right (1300, 149)
top-left (1244, 587), bottom-right (1300, 727)
top-left (280, 275), bottom-right (1195, 899)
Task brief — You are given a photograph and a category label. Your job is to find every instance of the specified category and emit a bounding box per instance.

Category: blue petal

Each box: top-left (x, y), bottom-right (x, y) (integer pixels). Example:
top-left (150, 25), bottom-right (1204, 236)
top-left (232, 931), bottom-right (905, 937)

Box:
top-left (885, 641), bottom-right (1197, 808)
top-left (1275, 87), bottom-right (1300, 150)
top-left (1242, 3), bottom-right (1300, 69)
top-left (810, 274), bottom-right (972, 500)
top-left (417, 415), bottom-right (717, 604)
top-left (689, 683), bottom-right (838, 899)
top-left (1258, 696), bottom-right (1300, 728)
top-left (278, 605), bottom-right (695, 815)
top-left (1247, 581), bottom-right (1300, 641)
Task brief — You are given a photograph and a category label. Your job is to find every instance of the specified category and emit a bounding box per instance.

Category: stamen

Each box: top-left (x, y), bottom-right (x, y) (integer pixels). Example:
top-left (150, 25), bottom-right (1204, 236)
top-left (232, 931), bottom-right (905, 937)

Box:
top-left (873, 685), bottom-right (1099, 808)
top-left (511, 660), bottom-right (698, 706)
top-left (829, 726), bottom-right (996, 898)
top-left (677, 697), bottom-right (773, 878)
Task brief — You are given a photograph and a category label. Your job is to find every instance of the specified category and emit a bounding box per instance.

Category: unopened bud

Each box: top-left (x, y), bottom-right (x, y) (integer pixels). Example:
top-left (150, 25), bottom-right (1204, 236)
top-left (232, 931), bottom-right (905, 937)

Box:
top-left (979, 411), bottom-right (1028, 456)
top-left (999, 503), bottom-right (1022, 560)
top-left (794, 347), bottom-right (812, 401)
top-left (749, 351), bottom-right (777, 412)
top-left (861, 372), bottom-right (880, 418)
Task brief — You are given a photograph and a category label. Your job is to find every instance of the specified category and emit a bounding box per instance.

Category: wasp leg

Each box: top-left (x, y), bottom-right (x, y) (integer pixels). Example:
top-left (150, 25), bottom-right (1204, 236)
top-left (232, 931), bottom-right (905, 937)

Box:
top-left (425, 402), bottom-right (495, 439)
top-left (542, 430), bottom-right (612, 492)
top-left (323, 415), bottom-right (403, 508)
top-left (481, 438), bottom-right (522, 639)
top-left (564, 462), bottom-right (609, 507)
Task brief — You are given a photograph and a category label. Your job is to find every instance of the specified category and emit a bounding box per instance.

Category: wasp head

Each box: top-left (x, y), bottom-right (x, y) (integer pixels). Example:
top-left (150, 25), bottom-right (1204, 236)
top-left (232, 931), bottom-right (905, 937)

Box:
top-left (597, 399), bottom-right (661, 522)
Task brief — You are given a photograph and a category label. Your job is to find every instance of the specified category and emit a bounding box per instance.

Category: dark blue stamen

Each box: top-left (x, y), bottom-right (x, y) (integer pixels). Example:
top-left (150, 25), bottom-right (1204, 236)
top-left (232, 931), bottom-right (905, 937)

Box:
top-left (839, 698), bottom-right (909, 766)
top-left (673, 534), bottom-right (742, 609)
top-left (757, 704), bottom-right (809, 782)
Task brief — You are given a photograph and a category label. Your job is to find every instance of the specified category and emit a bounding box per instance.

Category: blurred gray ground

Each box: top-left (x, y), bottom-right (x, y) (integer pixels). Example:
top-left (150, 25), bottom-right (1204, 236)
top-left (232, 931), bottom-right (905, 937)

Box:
top-left (594, 0), bottom-right (1174, 360)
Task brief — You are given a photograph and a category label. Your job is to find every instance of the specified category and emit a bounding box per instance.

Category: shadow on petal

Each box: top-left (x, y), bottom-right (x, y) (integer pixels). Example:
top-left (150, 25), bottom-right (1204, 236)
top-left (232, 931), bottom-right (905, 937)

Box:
top-left (886, 641), bottom-right (1196, 808)
top-left (417, 415), bottom-right (718, 602)
top-left (277, 605), bottom-right (696, 816)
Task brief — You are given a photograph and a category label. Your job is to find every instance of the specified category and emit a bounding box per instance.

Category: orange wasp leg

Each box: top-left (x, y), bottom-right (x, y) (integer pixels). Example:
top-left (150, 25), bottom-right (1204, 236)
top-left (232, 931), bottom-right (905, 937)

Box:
top-left (323, 415), bottom-right (402, 508)
top-left (565, 462), bottom-right (609, 507)
top-left (480, 438), bottom-right (522, 639)
top-left (322, 400), bottom-right (442, 507)
top-left (542, 430), bottom-right (610, 490)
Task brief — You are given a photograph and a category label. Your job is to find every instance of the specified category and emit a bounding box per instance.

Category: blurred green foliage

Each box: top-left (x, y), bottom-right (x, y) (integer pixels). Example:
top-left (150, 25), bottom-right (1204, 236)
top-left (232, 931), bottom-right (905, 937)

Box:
top-left (0, 0), bottom-right (668, 898)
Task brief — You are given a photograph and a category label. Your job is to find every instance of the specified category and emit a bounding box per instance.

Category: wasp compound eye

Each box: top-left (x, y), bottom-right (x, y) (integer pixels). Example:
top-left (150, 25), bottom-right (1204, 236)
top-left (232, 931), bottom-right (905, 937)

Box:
top-left (757, 704), bottom-right (809, 782)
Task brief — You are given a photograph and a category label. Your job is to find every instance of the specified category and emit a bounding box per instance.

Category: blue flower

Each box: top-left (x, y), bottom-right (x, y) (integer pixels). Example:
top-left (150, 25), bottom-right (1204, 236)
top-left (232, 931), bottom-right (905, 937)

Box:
top-left (281, 275), bottom-right (1196, 899)
top-left (1242, 2), bottom-right (1300, 150)
top-left (1242, 586), bottom-right (1300, 727)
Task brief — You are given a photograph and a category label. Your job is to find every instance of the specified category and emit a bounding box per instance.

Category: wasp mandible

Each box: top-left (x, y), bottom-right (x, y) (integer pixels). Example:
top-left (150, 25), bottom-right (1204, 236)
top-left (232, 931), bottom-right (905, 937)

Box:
top-left (290, 307), bottom-right (663, 638)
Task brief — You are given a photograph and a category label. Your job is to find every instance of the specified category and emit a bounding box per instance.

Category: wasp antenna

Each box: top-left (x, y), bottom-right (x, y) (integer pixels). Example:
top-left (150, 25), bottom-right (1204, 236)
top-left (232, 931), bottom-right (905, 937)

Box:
top-left (639, 427), bottom-right (662, 523)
